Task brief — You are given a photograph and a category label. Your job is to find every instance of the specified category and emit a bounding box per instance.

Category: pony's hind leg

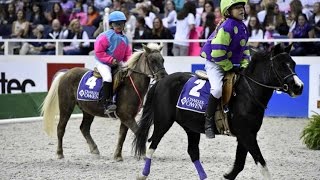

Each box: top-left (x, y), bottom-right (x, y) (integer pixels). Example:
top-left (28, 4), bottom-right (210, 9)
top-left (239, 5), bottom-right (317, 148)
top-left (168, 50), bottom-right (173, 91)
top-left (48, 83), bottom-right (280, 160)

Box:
top-left (56, 105), bottom-right (74, 159)
top-left (224, 140), bottom-right (248, 180)
top-left (113, 123), bottom-right (128, 162)
top-left (185, 130), bottom-right (207, 180)
top-left (80, 112), bottom-right (100, 155)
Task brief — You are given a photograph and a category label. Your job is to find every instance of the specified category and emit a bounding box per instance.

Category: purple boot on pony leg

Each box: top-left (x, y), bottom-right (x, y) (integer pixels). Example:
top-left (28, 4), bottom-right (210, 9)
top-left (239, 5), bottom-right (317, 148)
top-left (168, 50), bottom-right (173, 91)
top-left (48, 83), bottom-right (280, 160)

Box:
top-left (99, 82), bottom-right (117, 113)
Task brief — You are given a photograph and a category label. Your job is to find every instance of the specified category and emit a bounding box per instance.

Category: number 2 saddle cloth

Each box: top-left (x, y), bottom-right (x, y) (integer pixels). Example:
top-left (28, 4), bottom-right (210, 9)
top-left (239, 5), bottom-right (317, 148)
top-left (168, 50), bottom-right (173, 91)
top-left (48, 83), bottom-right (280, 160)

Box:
top-left (176, 70), bottom-right (237, 136)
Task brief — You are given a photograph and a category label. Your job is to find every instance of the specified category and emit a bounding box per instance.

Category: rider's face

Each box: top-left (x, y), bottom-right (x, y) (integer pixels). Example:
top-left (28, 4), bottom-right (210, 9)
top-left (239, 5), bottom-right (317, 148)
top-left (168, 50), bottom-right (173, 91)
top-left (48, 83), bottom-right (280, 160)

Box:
top-left (111, 21), bottom-right (125, 33)
top-left (229, 4), bottom-right (245, 20)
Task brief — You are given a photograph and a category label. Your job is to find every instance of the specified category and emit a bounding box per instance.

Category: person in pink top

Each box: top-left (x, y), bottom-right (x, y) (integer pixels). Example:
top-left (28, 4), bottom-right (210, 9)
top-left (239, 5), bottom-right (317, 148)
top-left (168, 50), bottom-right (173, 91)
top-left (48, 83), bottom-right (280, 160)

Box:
top-left (94, 11), bottom-right (132, 113)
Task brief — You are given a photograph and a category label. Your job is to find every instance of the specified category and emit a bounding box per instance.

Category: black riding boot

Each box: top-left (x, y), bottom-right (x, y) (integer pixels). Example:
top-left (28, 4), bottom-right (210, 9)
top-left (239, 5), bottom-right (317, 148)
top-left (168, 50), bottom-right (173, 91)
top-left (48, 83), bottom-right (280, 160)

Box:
top-left (204, 95), bottom-right (220, 139)
top-left (99, 82), bottom-right (117, 113)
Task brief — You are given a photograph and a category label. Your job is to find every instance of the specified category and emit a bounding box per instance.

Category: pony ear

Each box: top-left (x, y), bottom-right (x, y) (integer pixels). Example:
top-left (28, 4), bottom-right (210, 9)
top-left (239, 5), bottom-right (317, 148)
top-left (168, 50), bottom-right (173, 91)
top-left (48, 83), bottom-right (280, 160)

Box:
top-left (284, 43), bottom-right (293, 53)
top-left (159, 45), bottom-right (163, 51)
top-left (249, 47), bottom-right (258, 57)
top-left (142, 44), bottom-right (151, 53)
top-left (271, 43), bottom-right (282, 56)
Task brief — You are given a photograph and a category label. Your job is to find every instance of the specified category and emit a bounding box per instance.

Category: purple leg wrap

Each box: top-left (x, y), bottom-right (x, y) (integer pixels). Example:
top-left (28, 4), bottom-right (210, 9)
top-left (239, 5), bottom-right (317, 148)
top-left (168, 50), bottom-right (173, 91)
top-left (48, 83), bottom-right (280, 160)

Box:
top-left (142, 158), bottom-right (152, 176)
top-left (194, 160), bottom-right (207, 180)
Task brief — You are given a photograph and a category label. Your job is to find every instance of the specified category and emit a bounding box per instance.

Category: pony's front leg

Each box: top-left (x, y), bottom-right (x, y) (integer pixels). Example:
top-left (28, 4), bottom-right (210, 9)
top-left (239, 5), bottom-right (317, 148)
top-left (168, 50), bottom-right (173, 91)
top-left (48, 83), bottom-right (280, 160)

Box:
top-left (186, 131), bottom-right (207, 180)
top-left (238, 133), bottom-right (272, 180)
top-left (114, 123), bottom-right (128, 161)
top-left (136, 149), bottom-right (155, 180)
top-left (224, 141), bottom-right (248, 180)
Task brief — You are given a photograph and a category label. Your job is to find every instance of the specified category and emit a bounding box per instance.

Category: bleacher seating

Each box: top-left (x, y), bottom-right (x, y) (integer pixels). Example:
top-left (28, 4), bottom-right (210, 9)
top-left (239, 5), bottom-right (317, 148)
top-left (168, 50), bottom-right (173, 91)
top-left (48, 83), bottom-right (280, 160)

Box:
top-left (0, 24), bottom-right (12, 39)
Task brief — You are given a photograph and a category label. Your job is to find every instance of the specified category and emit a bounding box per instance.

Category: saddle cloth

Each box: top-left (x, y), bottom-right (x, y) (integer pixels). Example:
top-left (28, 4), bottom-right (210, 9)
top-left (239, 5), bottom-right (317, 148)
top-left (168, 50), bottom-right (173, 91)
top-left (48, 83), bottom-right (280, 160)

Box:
top-left (77, 71), bottom-right (102, 101)
top-left (176, 76), bottom-right (211, 113)
top-left (176, 71), bottom-right (236, 136)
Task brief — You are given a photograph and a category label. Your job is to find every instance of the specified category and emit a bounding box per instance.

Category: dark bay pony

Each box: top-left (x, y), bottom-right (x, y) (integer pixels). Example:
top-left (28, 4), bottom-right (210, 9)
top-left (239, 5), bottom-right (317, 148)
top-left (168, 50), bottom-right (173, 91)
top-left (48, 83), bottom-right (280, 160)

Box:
top-left (41, 43), bottom-right (167, 161)
top-left (133, 44), bottom-right (304, 179)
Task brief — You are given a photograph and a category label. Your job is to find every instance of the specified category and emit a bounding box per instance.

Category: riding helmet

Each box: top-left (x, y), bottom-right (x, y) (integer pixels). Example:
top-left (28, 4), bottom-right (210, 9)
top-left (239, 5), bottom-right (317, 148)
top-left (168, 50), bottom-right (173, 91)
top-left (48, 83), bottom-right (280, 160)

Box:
top-left (220, 0), bottom-right (247, 16)
top-left (109, 11), bottom-right (127, 23)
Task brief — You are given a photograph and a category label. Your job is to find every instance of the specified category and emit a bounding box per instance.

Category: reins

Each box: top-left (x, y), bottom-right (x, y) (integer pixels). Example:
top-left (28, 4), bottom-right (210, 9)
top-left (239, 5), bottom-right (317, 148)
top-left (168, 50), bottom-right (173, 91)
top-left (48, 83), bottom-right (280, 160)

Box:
top-left (126, 49), bottom-right (165, 112)
top-left (240, 53), bottom-right (296, 91)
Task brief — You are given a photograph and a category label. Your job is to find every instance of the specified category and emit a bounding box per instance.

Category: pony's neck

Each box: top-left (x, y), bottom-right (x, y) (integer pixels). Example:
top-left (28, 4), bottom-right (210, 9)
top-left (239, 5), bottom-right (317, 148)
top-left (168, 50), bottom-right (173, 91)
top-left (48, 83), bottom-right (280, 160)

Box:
top-left (243, 59), bottom-right (275, 107)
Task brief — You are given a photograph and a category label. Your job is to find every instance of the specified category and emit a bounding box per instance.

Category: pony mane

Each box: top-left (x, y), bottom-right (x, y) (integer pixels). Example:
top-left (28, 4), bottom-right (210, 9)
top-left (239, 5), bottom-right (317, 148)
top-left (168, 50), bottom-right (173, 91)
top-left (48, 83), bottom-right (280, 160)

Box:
top-left (126, 43), bottom-right (162, 69)
top-left (246, 49), bottom-right (269, 71)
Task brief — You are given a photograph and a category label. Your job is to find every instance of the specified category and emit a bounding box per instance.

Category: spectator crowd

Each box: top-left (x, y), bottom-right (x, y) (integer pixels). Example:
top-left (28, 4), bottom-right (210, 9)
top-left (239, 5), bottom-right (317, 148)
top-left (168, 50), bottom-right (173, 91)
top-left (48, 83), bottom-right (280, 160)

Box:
top-left (0, 0), bottom-right (319, 56)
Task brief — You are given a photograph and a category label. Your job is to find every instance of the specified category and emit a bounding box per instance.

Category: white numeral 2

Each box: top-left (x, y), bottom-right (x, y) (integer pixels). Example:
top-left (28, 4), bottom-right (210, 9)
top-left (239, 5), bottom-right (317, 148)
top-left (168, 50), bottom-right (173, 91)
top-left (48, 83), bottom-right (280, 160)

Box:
top-left (189, 79), bottom-right (206, 97)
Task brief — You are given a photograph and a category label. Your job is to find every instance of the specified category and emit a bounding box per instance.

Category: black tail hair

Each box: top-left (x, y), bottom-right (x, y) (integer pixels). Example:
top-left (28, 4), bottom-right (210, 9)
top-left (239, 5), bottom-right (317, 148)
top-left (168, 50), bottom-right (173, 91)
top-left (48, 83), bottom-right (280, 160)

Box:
top-left (132, 81), bottom-right (158, 158)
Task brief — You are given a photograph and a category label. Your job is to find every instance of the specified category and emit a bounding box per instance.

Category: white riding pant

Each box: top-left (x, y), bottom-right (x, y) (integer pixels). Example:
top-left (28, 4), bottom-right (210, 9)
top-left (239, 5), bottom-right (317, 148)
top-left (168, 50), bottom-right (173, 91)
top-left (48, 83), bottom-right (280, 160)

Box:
top-left (96, 61), bottom-right (112, 82)
top-left (205, 60), bottom-right (224, 98)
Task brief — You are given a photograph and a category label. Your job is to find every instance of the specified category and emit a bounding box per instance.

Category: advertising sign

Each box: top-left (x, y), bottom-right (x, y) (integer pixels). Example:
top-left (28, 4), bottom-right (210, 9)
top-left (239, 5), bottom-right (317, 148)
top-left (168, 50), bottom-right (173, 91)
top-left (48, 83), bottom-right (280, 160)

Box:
top-left (47, 63), bottom-right (84, 90)
top-left (0, 61), bottom-right (46, 94)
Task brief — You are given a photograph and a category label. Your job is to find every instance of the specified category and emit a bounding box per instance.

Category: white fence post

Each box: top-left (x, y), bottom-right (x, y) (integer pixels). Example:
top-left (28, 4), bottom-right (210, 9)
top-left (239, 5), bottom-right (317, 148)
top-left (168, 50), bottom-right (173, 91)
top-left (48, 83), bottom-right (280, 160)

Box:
top-left (103, 8), bottom-right (110, 31)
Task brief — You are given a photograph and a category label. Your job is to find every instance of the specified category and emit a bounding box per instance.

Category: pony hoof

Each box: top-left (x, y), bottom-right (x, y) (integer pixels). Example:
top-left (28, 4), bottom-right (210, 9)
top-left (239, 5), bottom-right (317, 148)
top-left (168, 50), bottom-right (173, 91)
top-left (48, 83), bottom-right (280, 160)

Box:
top-left (91, 149), bottom-right (100, 155)
top-left (114, 156), bottom-right (123, 162)
top-left (223, 173), bottom-right (233, 180)
top-left (136, 174), bottom-right (147, 180)
top-left (57, 154), bottom-right (64, 159)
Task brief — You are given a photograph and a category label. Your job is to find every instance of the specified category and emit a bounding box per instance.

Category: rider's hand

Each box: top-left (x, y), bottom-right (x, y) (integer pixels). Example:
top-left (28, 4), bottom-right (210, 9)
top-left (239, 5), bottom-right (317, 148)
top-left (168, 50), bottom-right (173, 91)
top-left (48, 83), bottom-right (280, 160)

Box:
top-left (231, 66), bottom-right (242, 73)
top-left (112, 59), bottom-right (118, 66)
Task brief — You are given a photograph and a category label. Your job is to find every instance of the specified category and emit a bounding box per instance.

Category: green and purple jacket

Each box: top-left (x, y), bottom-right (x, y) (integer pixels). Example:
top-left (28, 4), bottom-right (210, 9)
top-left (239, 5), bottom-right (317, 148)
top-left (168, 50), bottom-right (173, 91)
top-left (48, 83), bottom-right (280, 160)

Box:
top-left (200, 17), bottom-right (250, 71)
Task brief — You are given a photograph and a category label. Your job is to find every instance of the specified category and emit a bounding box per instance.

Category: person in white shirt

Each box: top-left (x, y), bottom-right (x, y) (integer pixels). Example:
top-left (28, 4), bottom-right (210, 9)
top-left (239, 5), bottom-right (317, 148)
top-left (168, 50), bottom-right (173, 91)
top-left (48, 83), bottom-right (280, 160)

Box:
top-left (163, 0), bottom-right (177, 29)
top-left (247, 15), bottom-right (264, 50)
top-left (62, 19), bottom-right (90, 55)
top-left (173, 1), bottom-right (196, 56)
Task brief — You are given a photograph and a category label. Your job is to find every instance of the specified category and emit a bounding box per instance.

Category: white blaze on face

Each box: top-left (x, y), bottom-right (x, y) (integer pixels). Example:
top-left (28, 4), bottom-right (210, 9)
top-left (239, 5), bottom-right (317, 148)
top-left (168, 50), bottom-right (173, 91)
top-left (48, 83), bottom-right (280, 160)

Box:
top-left (293, 75), bottom-right (303, 88)
top-left (289, 75), bottom-right (303, 97)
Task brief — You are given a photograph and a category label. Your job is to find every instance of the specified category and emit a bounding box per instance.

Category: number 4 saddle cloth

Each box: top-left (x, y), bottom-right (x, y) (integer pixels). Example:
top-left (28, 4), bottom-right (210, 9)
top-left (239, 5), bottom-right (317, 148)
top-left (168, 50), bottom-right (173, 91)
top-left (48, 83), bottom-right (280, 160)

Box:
top-left (77, 71), bottom-right (102, 101)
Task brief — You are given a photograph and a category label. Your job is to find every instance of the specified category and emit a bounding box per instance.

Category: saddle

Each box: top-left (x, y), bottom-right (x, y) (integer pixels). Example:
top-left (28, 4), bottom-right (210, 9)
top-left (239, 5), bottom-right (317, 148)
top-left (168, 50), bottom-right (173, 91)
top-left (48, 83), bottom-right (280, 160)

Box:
top-left (195, 70), bottom-right (238, 136)
top-left (93, 67), bottom-right (128, 94)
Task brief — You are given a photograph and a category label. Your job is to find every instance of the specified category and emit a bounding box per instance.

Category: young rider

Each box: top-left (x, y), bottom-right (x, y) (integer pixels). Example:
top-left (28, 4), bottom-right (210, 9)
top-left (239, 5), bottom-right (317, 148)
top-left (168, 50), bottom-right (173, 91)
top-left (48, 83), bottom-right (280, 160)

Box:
top-left (94, 11), bottom-right (132, 113)
top-left (200, 0), bottom-right (251, 138)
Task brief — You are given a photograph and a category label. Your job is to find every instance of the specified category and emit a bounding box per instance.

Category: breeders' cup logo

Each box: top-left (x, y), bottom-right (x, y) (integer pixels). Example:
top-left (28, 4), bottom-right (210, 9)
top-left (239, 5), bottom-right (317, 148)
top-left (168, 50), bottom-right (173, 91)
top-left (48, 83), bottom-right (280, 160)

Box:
top-left (180, 96), bottom-right (205, 110)
top-left (78, 89), bottom-right (99, 99)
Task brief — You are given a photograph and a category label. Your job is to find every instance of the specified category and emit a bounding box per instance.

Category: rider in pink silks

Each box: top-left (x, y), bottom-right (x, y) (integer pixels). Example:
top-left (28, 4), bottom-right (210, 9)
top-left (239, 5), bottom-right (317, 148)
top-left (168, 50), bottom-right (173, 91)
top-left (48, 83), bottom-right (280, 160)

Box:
top-left (94, 11), bottom-right (132, 113)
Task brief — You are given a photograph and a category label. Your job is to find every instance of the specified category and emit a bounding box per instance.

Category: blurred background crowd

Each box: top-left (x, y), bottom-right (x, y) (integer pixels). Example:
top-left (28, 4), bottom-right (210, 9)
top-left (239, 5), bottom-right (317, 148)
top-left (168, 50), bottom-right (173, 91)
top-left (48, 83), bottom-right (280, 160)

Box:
top-left (0, 0), bottom-right (319, 56)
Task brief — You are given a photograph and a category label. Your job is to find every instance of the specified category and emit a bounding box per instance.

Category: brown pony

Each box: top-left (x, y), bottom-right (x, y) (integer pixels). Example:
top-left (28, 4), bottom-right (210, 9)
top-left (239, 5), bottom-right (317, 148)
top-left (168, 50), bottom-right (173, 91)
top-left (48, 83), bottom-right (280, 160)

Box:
top-left (41, 43), bottom-right (167, 161)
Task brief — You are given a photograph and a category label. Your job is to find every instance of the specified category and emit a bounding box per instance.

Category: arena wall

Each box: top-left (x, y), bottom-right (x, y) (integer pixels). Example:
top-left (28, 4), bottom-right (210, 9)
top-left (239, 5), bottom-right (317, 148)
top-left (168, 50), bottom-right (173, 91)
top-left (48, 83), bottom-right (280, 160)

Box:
top-left (0, 55), bottom-right (319, 119)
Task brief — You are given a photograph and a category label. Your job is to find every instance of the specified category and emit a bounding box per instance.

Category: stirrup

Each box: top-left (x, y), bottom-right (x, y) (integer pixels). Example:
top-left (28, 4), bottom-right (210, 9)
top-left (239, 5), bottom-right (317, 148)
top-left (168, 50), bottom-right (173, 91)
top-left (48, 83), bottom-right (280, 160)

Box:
top-left (205, 128), bottom-right (215, 139)
top-left (104, 104), bottom-right (117, 114)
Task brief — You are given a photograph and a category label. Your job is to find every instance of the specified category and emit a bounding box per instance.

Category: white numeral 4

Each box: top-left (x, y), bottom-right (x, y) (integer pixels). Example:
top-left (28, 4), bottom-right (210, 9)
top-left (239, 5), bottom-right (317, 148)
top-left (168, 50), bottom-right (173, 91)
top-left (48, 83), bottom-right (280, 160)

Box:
top-left (85, 76), bottom-right (97, 89)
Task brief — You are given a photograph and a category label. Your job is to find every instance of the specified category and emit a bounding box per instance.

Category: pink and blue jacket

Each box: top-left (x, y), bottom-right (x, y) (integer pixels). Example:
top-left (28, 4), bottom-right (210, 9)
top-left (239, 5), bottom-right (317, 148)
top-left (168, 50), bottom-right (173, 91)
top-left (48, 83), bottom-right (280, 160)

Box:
top-left (94, 29), bottom-right (132, 65)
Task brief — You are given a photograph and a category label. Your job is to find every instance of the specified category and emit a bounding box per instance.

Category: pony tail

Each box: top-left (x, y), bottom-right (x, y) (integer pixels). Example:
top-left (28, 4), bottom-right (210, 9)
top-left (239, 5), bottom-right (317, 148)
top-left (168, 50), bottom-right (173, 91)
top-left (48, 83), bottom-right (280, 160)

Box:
top-left (41, 72), bottom-right (65, 137)
top-left (213, 17), bottom-right (226, 38)
top-left (132, 81), bottom-right (158, 159)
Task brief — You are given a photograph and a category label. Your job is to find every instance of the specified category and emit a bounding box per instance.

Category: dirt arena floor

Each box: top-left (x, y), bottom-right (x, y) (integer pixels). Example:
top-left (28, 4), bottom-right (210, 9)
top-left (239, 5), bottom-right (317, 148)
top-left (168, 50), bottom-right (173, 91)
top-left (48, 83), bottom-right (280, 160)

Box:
top-left (0, 116), bottom-right (319, 180)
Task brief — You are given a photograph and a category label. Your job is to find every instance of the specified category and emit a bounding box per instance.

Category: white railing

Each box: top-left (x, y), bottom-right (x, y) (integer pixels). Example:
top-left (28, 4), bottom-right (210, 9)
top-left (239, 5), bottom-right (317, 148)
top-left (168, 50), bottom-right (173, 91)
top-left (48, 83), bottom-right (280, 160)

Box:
top-left (0, 38), bottom-right (319, 56)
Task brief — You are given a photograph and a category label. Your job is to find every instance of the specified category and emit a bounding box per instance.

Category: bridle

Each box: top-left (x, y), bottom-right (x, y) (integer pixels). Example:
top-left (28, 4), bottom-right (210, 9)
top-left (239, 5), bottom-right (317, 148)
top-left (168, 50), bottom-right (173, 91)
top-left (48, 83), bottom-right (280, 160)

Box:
top-left (130, 50), bottom-right (165, 79)
top-left (239, 52), bottom-right (296, 109)
top-left (241, 52), bottom-right (296, 92)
